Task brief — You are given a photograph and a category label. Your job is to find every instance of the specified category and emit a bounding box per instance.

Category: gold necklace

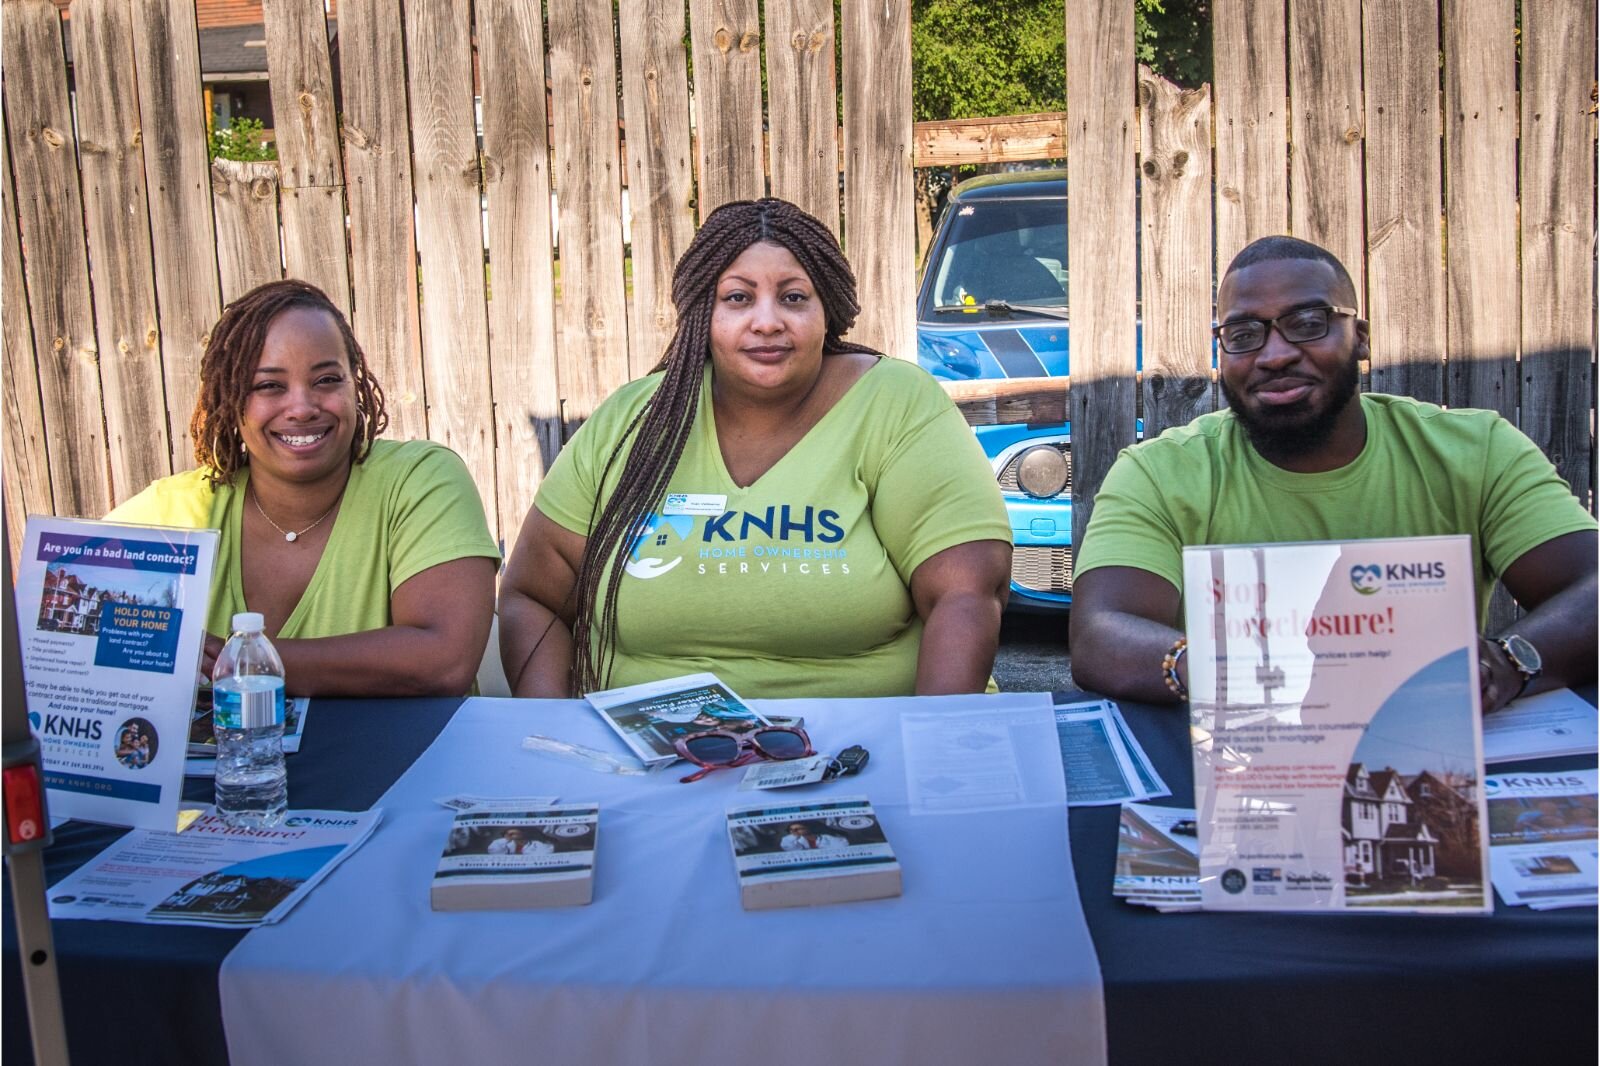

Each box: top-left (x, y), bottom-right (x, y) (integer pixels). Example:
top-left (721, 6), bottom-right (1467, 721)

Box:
top-left (250, 487), bottom-right (340, 543)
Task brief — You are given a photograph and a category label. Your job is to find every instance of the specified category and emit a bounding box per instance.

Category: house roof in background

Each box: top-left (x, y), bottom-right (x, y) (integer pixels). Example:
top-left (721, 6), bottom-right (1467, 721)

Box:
top-left (53, 2), bottom-right (339, 28)
top-left (53, 2), bottom-right (338, 80)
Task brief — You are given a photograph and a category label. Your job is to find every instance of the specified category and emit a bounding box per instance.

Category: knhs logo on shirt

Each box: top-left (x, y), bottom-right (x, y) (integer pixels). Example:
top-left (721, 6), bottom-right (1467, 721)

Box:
top-left (622, 505), bottom-right (853, 581)
top-left (701, 506), bottom-right (844, 544)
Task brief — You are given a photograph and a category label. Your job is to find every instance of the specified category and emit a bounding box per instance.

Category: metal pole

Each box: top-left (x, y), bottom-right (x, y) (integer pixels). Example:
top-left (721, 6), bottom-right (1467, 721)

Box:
top-left (3, 507), bottom-right (72, 1065)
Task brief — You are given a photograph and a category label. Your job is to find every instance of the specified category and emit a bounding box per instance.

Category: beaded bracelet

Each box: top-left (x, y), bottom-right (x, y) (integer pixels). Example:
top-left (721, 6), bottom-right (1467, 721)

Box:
top-left (1162, 637), bottom-right (1188, 700)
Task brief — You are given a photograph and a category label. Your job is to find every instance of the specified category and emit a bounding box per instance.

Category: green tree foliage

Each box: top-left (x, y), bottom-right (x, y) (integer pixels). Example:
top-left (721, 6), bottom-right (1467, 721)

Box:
top-left (208, 117), bottom-right (278, 162)
top-left (911, 0), bottom-right (1210, 122)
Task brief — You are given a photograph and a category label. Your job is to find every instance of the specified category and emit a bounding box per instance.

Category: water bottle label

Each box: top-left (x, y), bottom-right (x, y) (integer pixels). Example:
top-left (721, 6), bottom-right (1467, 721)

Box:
top-left (214, 683), bottom-right (285, 730)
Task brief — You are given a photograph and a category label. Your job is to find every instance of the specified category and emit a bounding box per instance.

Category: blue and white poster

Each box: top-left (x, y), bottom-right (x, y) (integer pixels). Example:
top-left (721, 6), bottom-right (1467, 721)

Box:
top-left (13, 516), bottom-right (218, 830)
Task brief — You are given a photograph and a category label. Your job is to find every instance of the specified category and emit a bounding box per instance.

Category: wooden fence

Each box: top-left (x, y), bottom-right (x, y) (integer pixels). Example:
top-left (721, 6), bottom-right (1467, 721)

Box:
top-left (3, 0), bottom-right (1595, 575)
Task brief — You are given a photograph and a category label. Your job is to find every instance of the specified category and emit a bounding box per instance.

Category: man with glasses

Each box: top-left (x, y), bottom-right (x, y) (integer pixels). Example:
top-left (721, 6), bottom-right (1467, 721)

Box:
top-left (1069, 235), bottom-right (1596, 712)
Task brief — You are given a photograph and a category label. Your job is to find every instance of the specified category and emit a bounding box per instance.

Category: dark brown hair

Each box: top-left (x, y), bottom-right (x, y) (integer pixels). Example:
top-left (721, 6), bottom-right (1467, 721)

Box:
top-left (190, 279), bottom-right (388, 484)
top-left (568, 198), bottom-right (875, 694)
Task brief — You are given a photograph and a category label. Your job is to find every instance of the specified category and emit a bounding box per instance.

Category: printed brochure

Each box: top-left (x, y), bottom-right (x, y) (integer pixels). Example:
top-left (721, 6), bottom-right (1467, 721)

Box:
top-left (431, 805), bottom-right (599, 910)
top-left (1484, 769), bottom-right (1597, 910)
top-left (47, 808), bottom-right (381, 927)
top-left (586, 672), bottom-right (769, 768)
top-left (1114, 803), bottom-right (1200, 911)
top-left (1184, 536), bottom-right (1490, 914)
top-left (725, 796), bottom-right (901, 909)
top-left (13, 516), bottom-right (218, 830)
top-left (1055, 699), bottom-right (1170, 806)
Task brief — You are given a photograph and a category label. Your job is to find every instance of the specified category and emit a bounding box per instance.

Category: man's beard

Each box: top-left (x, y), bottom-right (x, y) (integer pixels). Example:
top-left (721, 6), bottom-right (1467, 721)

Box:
top-left (1220, 356), bottom-right (1361, 464)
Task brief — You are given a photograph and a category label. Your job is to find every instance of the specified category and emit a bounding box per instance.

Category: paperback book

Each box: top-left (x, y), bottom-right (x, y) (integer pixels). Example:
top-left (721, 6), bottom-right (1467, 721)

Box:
top-left (586, 672), bottom-right (769, 769)
top-left (725, 796), bottom-right (901, 910)
top-left (1184, 536), bottom-right (1490, 914)
top-left (431, 805), bottom-right (599, 910)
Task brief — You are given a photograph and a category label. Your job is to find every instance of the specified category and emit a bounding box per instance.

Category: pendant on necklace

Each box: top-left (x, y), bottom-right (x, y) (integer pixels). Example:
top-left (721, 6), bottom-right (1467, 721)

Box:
top-left (284, 531), bottom-right (298, 543)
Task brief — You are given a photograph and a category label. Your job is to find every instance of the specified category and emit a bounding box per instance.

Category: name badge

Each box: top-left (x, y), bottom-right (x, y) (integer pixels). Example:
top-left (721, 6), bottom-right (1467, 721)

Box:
top-left (663, 493), bottom-right (727, 516)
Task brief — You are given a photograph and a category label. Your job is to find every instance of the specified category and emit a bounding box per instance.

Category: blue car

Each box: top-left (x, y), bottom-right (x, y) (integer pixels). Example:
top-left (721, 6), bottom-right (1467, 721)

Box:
top-left (916, 169), bottom-right (1138, 612)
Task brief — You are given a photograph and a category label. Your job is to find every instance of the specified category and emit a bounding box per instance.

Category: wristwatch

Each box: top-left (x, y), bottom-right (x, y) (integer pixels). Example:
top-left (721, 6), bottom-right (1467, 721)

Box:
top-left (1494, 634), bottom-right (1543, 698)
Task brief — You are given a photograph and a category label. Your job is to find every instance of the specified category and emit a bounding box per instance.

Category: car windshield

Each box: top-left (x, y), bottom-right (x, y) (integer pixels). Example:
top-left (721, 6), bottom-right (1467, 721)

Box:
top-left (924, 198), bottom-right (1067, 318)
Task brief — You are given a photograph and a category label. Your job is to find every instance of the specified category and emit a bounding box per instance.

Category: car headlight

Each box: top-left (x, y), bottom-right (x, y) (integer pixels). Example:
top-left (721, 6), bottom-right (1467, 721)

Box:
top-left (1014, 445), bottom-right (1070, 498)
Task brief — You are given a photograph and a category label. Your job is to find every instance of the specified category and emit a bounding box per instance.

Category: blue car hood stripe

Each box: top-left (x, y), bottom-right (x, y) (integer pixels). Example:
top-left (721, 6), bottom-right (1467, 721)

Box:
top-left (979, 328), bottom-right (1049, 378)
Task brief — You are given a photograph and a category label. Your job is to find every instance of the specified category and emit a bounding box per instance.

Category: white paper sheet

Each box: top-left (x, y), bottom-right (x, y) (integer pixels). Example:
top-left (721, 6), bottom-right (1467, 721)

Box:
top-left (1483, 689), bottom-right (1599, 764)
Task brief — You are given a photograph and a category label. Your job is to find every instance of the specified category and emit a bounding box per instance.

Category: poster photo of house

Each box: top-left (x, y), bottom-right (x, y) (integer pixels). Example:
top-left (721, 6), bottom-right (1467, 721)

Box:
top-left (36, 560), bottom-right (180, 638)
top-left (1340, 667), bottom-right (1486, 909)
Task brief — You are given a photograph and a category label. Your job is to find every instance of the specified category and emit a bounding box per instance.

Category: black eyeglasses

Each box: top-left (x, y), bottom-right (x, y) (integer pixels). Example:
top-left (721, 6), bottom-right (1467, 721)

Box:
top-left (1213, 305), bottom-right (1358, 355)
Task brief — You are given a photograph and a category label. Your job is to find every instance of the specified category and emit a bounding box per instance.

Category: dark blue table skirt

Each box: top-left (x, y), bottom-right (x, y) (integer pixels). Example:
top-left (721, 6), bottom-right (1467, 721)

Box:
top-left (6, 693), bottom-right (1596, 1066)
top-left (3, 697), bottom-right (464, 1066)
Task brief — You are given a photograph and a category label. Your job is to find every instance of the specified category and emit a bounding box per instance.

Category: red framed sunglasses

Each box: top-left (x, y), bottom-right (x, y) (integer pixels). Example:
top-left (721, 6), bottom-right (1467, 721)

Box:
top-left (673, 726), bottom-right (814, 783)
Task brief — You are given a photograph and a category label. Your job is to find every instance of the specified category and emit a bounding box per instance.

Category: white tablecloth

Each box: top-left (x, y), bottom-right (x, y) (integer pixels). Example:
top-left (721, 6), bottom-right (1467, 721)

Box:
top-left (219, 694), bottom-right (1107, 1066)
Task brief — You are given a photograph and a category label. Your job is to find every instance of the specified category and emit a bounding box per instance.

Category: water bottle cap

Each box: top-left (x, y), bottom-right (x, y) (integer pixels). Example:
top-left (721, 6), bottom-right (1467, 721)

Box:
top-left (231, 612), bottom-right (265, 633)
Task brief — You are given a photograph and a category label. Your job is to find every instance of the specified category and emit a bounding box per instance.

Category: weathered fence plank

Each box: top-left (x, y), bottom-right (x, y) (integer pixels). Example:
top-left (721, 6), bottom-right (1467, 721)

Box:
top-left (1362, 0), bottom-right (1446, 404)
top-left (942, 377), bottom-right (1069, 428)
top-left (618, 0), bottom-right (697, 376)
top-left (71, 0), bottom-right (171, 502)
top-left (1212, 0), bottom-right (1288, 273)
top-left (1443, 0), bottom-right (1518, 417)
top-left (841, 0), bottom-right (915, 359)
top-left (403, 0), bottom-right (499, 535)
top-left (131, 0), bottom-right (224, 472)
top-left (1444, 0), bottom-right (1520, 628)
top-left (337, 0), bottom-right (428, 442)
top-left (914, 112), bottom-right (1066, 167)
top-left (261, 0), bottom-right (350, 312)
top-left (1065, 0), bottom-right (1137, 552)
top-left (1288, 0), bottom-right (1364, 275)
top-left (1519, 0), bottom-right (1597, 506)
top-left (210, 159), bottom-right (284, 304)
top-left (3, 0), bottom-right (111, 519)
top-left (3, 121), bottom-right (53, 565)
top-left (481, 0), bottom-right (563, 538)
top-left (765, 0), bottom-right (840, 234)
top-left (548, 0), bottom-right (631, 424)
top-left (688, 0), bottom-right (765, 217)
top-left (1138, 68), bottom-right (1215, 439)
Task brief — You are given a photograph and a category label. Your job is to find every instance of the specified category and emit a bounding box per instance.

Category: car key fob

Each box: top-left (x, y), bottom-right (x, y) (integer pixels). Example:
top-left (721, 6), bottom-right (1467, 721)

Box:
top-left (826, 745), bottom-right (870, 779)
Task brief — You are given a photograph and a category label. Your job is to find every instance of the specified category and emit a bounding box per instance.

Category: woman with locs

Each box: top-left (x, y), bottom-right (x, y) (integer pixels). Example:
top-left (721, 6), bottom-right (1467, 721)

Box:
top-left (499, 198), bottom-right (1012, 700)
top-left (109, 280), bottom-right (500, 696)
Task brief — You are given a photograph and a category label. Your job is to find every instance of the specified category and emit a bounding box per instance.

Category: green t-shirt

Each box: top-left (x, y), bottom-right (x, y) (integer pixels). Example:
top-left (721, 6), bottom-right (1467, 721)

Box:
top-left (535, 357), bottom-right (1012, 698)
top-left (107, 439), bottom-right (501, 639)
top-left (1076, 394), bottom-right (1596, 623)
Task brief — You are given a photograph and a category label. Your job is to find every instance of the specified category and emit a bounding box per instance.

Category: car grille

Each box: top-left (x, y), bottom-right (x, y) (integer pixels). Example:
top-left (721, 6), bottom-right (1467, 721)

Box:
top-left (1012, 545), bottom-right (1073, 594)
top-left (997, 443), bottom-right (1072, 497)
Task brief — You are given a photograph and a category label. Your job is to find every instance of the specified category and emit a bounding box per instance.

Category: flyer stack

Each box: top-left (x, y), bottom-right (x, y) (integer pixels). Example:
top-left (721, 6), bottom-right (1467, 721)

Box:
top-left (1484, 769), bottom-right (1597, 911)
top-left (1054, 699), bottom-right (1170, 807)
top-left (1113, 803), bottom-right (1200, 911)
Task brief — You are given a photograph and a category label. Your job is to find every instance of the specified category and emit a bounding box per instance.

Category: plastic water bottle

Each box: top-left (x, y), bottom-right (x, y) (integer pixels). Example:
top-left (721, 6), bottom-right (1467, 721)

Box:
top-left (212, 612), bottom-right (287, 827)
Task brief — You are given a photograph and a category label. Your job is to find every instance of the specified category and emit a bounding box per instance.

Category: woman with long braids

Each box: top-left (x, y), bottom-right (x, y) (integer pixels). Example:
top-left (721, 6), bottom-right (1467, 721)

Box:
top-left (109, 279), bottom-right (499, 695)
top-left (499, 198), bottom-right (1011, 699)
